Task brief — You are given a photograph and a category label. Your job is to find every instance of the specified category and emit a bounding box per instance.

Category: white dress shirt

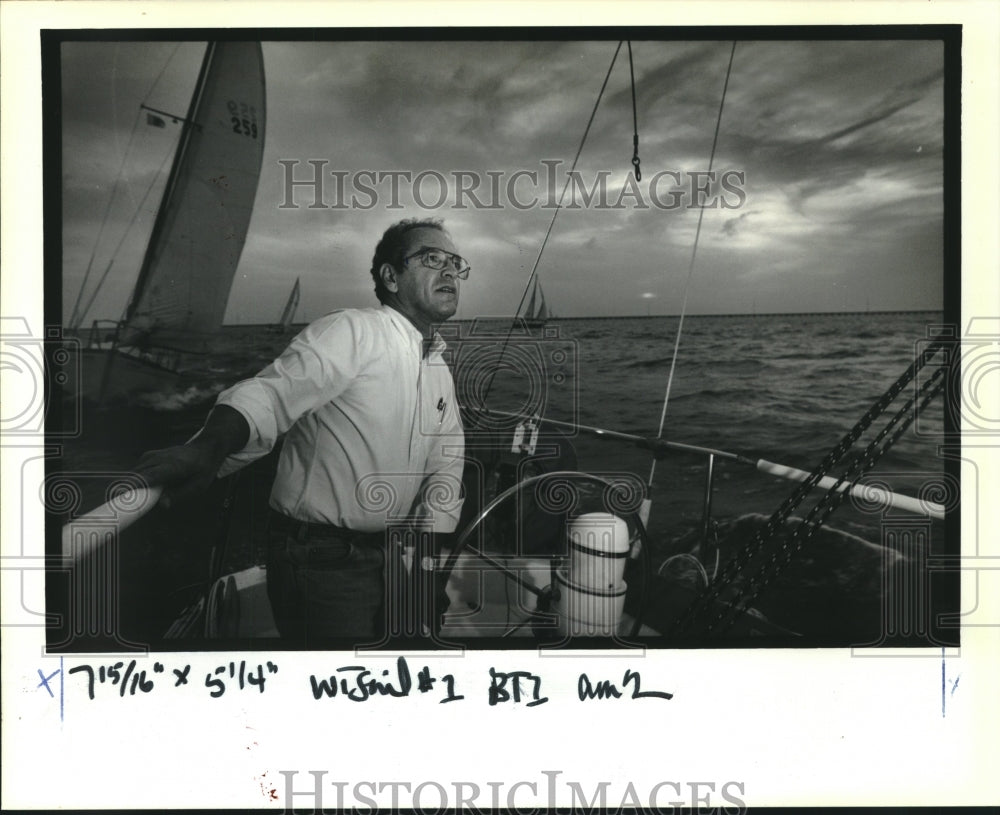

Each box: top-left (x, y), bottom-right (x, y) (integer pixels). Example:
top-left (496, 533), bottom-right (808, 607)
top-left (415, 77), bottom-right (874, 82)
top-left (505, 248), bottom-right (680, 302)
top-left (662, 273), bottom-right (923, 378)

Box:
top-left (215, 305), bottom-right (465, 532)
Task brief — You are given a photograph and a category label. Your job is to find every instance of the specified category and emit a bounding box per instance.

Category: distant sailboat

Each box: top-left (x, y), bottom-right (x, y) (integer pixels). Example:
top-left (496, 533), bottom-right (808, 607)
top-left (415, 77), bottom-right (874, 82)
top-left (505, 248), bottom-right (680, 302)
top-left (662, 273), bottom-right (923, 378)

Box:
top-left (69, 42), bottom-right (266, 403)
top-left (520, 276), bottom-right (553, 327)
top-left (271, 277), bottom-right (300, 332)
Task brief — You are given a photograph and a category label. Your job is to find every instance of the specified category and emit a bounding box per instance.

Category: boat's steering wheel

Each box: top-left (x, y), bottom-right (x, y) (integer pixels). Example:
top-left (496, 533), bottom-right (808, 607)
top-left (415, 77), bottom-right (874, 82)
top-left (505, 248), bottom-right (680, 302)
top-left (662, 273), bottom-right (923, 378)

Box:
top-left (436, 470), bottom-right (653, 639)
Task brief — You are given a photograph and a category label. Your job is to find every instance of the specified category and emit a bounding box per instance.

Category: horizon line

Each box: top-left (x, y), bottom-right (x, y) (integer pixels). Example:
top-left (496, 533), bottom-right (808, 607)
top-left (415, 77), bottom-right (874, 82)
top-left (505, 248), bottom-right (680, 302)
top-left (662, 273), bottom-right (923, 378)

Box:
top-left (223, 307), bottom-right (944, 327)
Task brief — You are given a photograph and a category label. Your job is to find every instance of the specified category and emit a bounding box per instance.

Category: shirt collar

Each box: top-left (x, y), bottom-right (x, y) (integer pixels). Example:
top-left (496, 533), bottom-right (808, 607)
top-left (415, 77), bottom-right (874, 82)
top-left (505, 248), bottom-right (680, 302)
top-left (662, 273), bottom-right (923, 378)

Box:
top-left (380, 304), bottom-right (448, 356)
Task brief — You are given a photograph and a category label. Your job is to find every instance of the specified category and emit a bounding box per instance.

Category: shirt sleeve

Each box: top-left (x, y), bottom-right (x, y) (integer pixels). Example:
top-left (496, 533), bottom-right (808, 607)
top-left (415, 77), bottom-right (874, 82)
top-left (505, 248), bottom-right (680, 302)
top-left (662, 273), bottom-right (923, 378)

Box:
top-left (215, 310), bottom-right (376, 476)
top-left (416, 377), bottom-right (466, 533)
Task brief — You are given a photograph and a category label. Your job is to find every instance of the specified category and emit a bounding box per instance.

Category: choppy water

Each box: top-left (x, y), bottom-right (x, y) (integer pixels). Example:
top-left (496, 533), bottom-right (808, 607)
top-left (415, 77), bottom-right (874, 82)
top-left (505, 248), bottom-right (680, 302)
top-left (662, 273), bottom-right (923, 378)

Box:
top-left (52, 310), bottom-right (951, 644)
top-left (460, 311), bottom-right (947, 541)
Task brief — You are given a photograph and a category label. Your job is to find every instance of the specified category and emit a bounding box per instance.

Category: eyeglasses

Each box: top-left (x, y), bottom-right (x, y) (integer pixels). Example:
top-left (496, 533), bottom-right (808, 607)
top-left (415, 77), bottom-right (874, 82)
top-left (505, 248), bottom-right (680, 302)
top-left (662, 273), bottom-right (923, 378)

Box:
top-left (403, 247), bottom-right (471, 279)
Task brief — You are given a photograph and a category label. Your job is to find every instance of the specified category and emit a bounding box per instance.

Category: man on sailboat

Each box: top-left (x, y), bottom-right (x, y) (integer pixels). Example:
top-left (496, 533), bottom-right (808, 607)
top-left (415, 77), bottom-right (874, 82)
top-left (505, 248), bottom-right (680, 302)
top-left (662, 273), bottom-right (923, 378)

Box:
top-left (135, 218), bottom-right (467, 643)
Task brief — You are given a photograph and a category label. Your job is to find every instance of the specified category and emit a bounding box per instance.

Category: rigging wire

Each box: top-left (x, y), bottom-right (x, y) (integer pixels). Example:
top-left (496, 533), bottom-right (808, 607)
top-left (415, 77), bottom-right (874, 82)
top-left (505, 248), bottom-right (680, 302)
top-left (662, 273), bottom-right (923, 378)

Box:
top-left (69, 43), bottom-right (185, 331)
top-left (68, 110), bottom-right (145, 330)
top-left (646, 41), bottom-right (738, 494)
top-left (627, 41), bottom-right (641, 181)
top-left (478, 41), bottom-right (624, 408)
top-left (73, 146), bottom-right (176, 329)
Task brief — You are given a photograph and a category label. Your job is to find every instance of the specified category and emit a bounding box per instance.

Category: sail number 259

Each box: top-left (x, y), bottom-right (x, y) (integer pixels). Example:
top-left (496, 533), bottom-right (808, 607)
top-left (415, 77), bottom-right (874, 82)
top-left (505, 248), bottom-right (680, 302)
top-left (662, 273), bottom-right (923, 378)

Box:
top-left (227, 100), bottom-right (259, 139)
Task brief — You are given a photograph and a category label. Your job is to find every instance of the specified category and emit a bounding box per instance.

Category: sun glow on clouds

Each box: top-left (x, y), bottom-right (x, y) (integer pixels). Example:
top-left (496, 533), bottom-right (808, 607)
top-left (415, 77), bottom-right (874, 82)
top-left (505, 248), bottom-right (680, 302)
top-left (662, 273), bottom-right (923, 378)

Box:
top-left (61, 39), bottom-right (946, 322)
top-left (800, 172), bottom-right (937, 224)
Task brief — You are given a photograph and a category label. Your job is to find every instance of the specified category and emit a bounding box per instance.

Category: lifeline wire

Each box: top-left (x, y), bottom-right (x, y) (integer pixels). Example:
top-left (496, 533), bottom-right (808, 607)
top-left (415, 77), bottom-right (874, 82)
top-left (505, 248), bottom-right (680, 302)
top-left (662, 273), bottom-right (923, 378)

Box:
top-left (646, 42), bottom-right (737, 491)
top-left (670, 337), bottom-right (949, 637)
top-left (479, 42), bottom-right (623, 408)
top-left (711, 366), bottom-right (948, 635)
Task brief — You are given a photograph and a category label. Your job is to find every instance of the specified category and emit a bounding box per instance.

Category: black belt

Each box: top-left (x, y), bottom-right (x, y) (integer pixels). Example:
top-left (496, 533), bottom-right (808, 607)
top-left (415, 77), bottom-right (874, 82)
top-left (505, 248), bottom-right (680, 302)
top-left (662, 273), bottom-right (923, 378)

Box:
top-left (268, 509), bottom-right (383, 546)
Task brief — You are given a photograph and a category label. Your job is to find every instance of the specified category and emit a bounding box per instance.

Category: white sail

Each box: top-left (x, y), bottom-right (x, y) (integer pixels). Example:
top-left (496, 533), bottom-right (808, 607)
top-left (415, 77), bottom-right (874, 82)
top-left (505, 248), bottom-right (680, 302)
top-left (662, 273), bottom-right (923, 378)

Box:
top-left (520, 276), bottom-right (552, 324)
top-left (120, 42), bottom-right (266, 352)
top-left (535, 280), bottom-right (550, 321)
top-left (524, 280), bottom-right (537, 319)
top-left (278, 277), bottom-right (301, 330)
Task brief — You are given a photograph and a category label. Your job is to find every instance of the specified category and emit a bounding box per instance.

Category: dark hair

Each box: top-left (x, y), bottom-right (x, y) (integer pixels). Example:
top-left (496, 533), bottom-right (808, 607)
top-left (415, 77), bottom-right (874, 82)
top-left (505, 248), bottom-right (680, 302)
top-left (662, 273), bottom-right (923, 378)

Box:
top-left (370, 218), bottom-right (447, 303)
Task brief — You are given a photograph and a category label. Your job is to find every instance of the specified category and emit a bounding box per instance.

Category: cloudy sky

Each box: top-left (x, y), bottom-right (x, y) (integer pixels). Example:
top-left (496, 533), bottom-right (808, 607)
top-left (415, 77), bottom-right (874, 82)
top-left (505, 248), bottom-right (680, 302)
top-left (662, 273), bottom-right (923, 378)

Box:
top-left (60, 37), bottom-right (945, 324)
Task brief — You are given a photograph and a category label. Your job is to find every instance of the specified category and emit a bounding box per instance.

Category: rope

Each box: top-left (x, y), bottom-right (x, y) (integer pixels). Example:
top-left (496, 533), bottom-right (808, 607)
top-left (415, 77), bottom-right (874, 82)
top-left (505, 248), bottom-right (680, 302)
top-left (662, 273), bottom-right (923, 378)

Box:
top-left (682, 344), bottom-right (945, 632)
top-left (669, 337), bottom-right (950, 637)
top-left (708, 367), bottom-right (947, 635)
top-left (479, 42), bottom-right (623, 408)
top-left (646, 42), bottom-right (738, 493)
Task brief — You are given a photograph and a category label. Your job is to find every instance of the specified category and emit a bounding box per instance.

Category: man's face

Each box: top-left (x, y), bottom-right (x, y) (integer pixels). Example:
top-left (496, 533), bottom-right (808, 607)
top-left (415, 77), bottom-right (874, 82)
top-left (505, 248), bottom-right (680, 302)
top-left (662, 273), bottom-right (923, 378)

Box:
top-left (390, 227), bottom-right (464, 325)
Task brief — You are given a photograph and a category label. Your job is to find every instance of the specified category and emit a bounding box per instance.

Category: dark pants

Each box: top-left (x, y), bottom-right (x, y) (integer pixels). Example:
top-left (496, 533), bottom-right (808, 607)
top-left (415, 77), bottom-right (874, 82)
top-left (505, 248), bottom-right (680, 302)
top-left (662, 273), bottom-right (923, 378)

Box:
top-left (265, 510), bottom-right (435, 645)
